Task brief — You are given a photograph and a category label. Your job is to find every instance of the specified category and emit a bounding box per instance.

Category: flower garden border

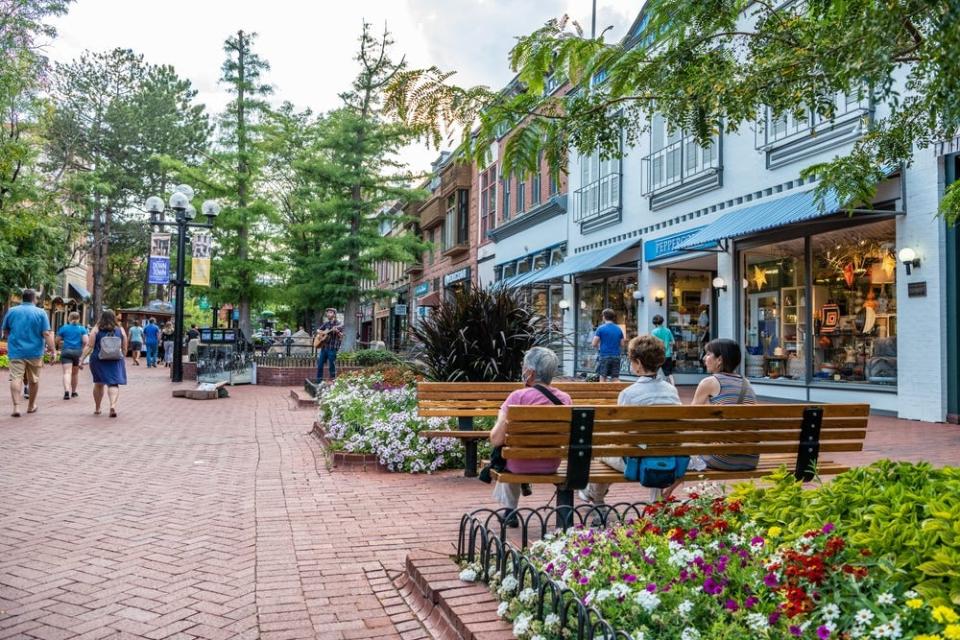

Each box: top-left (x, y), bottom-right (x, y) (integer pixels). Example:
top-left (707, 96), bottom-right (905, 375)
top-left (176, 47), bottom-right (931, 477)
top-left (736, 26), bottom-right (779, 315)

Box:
top-left (457, 503), bottom-right (659, 640)
top-left (311, 421), bottom-right (390, 471)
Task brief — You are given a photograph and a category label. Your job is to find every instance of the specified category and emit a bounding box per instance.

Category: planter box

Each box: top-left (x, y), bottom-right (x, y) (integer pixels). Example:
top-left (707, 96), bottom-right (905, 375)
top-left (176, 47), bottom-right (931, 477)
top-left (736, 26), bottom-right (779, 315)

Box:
top-left (311, 421), bottom-right (388, 472)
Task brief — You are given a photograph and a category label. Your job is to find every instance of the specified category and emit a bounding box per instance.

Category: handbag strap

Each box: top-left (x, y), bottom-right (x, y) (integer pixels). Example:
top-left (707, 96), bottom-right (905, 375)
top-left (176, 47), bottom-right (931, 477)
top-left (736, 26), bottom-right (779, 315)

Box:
top-left (533, 384), bottom-right (565, 406)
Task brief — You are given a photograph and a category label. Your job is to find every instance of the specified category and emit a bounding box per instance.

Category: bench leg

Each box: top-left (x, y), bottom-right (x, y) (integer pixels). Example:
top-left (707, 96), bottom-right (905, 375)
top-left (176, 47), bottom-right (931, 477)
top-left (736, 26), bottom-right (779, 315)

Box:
top-left (556, 488), bottom-right (574, 529)
top-left (464, 440), bottom-right (478, 478)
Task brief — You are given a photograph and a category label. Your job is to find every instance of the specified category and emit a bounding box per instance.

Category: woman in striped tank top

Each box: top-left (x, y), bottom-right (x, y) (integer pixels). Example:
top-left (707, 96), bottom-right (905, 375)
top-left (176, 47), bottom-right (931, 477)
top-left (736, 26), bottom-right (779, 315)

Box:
top-left (691, 338), bottom-right (760, 471)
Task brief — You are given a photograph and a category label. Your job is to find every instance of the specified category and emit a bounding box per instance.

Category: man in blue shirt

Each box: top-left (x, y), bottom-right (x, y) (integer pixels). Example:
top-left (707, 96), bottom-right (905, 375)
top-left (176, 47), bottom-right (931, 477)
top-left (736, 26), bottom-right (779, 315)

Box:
top-left (56, 311), bottom-right (89, 400)
top-left (591, 308), bottom-right (625, 382)
top-left (1, 289), bottom-right (56, 416)
top-left (142, 317), bottom-right (160, 368)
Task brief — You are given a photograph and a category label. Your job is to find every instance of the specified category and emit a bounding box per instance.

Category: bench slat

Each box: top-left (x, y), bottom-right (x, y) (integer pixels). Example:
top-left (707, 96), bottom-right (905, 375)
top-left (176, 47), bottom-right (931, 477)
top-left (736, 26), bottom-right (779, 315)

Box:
top-left (502, 441), bottom-right (864, 459)
top-left (418, 382), bottom-right (631, 391)
top-left (505, 404), bottom-right (870, 421)
top-left (504, 429), bottom-right (867, 446)
top-left (420, 430), bottom-right (491, 440)
top-left (418, 409), bottom-right (500, 417)
top-left (504, 417), bottom-right (867, 433)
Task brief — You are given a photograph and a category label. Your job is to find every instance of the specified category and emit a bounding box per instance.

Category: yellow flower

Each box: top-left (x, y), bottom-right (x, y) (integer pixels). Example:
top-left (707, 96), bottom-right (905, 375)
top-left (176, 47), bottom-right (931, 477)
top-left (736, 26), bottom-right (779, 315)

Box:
top-left (767, 526), bottom-right (783, 538)
top-left (907, 599), bottom-right (924, 609)
top-left (943, 625), bottom-right (960, 640)
top-left (933, 607), bottom-right (960, 624)
top-left (913, 635), bottom-right (943, 640)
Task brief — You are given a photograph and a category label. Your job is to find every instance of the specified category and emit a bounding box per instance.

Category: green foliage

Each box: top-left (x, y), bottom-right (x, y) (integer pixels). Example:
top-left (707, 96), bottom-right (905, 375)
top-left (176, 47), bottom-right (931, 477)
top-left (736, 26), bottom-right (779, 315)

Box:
top-left (730, 461), bottom-right (960, 605)
top-left (410, 285), bottom-right (551, 382)
top-left (386, 1), bottom-right (960, 223)
top-left (337, 349), bottom-right (404, 367)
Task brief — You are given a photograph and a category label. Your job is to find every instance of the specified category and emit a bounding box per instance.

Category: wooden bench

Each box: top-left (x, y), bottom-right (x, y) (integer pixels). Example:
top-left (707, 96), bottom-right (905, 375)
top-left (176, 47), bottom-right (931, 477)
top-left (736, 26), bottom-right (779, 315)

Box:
top-left (416, 382), bottom-right (631, 477)
top-left (492, 403), bottom-right (869, 523)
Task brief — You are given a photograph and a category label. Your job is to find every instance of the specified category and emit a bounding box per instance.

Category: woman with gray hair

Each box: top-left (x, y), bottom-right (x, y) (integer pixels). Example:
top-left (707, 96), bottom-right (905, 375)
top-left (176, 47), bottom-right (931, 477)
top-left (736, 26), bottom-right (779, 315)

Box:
top-left (488, 347), bottom-right (572, 523)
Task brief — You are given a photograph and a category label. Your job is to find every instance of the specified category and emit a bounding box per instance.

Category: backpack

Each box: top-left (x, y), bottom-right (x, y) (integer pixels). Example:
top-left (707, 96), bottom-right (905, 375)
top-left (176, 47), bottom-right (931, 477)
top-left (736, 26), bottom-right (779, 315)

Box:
top-left (98, 330), bottom-right (123, 361)
top-left (623, 455), bottom-right (690, 488)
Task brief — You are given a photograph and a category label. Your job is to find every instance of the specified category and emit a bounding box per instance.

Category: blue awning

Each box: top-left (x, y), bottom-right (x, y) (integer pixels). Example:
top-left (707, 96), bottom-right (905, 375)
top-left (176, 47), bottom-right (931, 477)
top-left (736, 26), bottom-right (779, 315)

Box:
top-left (497, 269), bottom-right (539, 289)
top-left (68, 283), bottom-right (91, 301)
top-left (677, 188), bottom-right (842, 249)
top-left (528, 239), bottom-right (640, 284)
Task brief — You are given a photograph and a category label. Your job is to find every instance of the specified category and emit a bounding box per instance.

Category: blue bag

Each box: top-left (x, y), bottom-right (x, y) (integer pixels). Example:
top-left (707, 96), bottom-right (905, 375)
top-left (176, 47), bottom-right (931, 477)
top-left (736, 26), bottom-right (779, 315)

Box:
top-left (623, 456), bottom-right (690, 488)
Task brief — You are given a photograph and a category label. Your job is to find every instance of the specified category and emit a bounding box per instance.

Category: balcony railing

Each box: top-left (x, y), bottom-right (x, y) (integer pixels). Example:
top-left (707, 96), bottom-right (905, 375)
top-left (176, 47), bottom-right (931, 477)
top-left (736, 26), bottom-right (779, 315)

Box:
top-left (417, 197), bottom-right (444, 229)
top-left (440, 163), bottom-right (472, 195)
top-left (755, 91), bottom-right (870, 150)
top-left (641, 135), bottom-right (719, 196)
top-left (573, 173), bottom-right (621, 224)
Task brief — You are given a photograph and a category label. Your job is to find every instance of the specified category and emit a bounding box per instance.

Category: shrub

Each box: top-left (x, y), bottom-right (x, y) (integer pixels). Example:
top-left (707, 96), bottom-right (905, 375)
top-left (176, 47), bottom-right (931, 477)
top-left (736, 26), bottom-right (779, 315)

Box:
top-left (410, 285), bottom-right (552, 382)
top-left (352, 349), bottom-right (402, 367)
top-left (730, 461), bottom-right (960, 605)
top-left (0, 355), bottom-right (7, 369)
top-left (340, 363), bottom-right (423, 387)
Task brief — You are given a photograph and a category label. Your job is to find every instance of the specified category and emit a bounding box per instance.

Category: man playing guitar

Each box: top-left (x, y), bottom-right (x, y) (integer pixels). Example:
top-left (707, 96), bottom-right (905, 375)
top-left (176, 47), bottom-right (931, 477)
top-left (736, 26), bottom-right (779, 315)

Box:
top-left (315, 307), bottom-right (344, 382)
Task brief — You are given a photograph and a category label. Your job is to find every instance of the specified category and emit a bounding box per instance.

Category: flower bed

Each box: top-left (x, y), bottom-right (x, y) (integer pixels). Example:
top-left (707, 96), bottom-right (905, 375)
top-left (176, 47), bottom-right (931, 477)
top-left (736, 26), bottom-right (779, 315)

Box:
top-left (316, 372), bottom-right (490, 473)
top-left (460, 463), bottom-right (960, 640)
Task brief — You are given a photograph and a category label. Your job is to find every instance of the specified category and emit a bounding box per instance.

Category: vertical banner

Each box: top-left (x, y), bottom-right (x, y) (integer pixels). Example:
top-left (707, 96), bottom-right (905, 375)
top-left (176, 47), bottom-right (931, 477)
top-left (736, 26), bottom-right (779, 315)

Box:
top-left (191, 232), bottom-right (212, 287)
top-left (148, 233), bottom-right (171, 285)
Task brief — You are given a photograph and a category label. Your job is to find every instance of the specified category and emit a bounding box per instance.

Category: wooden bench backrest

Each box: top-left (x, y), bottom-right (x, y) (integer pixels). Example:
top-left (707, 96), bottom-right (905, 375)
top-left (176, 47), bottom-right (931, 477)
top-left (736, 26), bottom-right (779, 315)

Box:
top-left (416, 382), bottom-right (631, 417)
top-left (501, 404), bottom-right (869, 459)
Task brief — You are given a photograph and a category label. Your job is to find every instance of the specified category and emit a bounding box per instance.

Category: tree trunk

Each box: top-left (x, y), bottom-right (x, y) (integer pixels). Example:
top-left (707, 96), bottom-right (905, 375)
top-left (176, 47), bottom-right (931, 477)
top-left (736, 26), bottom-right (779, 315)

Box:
top-left (235, 30), bottom-right (253, 341)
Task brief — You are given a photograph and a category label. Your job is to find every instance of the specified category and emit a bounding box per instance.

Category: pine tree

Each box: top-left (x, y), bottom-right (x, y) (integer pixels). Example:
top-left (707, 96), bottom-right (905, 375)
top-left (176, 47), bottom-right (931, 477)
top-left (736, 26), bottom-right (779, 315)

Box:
top-left (297, 23), bottom-right (426, 348)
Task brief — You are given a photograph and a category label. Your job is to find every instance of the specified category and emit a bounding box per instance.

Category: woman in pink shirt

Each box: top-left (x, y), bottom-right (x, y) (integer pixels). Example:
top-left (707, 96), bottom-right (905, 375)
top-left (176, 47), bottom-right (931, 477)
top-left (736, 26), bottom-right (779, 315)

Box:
top-left (489, 347), bottom-right (572, 520)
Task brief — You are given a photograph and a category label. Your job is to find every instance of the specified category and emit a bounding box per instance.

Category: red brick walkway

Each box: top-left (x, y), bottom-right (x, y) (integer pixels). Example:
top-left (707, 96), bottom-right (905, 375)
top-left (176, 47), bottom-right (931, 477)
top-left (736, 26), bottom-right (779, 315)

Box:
top-left (1, 365), bottom-right (959, 639)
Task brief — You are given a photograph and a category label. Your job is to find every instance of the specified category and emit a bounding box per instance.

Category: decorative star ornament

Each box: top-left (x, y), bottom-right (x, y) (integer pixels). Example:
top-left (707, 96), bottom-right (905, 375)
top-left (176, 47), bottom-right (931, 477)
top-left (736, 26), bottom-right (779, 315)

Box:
top-left (752, 265), bottom-right (767, 289)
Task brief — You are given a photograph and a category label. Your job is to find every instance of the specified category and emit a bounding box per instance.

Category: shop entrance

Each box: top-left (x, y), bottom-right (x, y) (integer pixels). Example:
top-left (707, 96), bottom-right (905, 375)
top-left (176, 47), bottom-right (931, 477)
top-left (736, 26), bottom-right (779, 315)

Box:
top-left (665, 269), bottom-right (716, 375)
top-left (574, 275), bottom-right (639, 376)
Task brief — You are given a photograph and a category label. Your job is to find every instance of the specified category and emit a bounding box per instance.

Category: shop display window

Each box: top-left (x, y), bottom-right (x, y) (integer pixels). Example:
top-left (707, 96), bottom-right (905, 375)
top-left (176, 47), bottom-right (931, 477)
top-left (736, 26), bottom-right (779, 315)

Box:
top-left (666, 270), bottom-right (714, 374)
top-left (575, 276), bottom-right (638, 376)
top-left (739, 219), bottom-right (897, 386)
top-left (741, 238), bottom-right (806, 380)
top-left (811, 220), bottom-right (897, 385)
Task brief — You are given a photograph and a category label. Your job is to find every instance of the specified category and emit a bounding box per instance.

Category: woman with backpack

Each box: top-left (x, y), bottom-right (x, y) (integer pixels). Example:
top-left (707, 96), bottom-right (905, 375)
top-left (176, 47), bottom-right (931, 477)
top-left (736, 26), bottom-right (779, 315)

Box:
top-left (82, 310), bottom-right (128, 417)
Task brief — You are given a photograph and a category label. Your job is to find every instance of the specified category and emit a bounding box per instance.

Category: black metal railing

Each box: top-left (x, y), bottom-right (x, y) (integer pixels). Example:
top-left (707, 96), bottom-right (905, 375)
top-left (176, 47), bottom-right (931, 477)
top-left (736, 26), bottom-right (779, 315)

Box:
top-left (252, 354), bottom-right (316, 367)
top-left (456, 502), bottom-right (655, 640)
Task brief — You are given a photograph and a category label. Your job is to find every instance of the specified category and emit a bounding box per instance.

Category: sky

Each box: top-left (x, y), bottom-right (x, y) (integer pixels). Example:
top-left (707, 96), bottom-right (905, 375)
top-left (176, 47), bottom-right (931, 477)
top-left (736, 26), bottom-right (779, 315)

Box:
top-left (44, 0), bottom-right (639, 174)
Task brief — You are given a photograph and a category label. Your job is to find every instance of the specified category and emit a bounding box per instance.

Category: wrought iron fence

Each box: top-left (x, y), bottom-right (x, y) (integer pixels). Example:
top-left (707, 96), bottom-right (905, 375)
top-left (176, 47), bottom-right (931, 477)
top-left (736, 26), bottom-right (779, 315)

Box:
top-left (252, 354), bottom-right (316, 368)
top-left (456, 502), bottom-right (656, 640)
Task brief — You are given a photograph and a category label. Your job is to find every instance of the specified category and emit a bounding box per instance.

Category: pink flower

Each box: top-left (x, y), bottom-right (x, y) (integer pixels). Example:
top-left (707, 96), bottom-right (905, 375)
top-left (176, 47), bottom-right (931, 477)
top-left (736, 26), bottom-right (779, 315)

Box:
top-left (623, 574), bottom-right (637, 583)
top-left (725, 599), bottom-right (739, 611)
top-left (817, 625), bottom-right (831, 640)
top-left (822, 523), bottom-right (836, 534)
top-left (764, 573), bottom-right (779, 588)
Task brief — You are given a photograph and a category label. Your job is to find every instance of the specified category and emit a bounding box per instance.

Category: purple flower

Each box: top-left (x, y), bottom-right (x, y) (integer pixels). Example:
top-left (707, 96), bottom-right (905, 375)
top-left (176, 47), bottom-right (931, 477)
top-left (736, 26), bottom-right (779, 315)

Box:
top-left (822, 523), bottom-right (836, 534)
top-left (769, 612), bottom-right (781, 626)
top-left (679, 569), bottom-right (690, 582)
top-left (623, 574), bottom-right (637, 583)
top-left (579, 576), bottom-right (589, 585)
top-left (580, 547), bottom-right (592, 556)
top-left (751, 536), bottom-right (766, 546)
top-left (688, 528), bottom-right (700, 540)
top-left (646, 583), bottom-right (657, 593)
top-left (763, 573), bottom-right (779, 588)
top-left (817, 626), bottom-right (831, 640)
top-left (745, 596), bottom-right (759, 609)
top-left (725, 599), bottom-right (739, 611)
top-left (703, 577), bottom-right (723, 595)
top-left (545, 563), bottom-right (554, 573)
top-left (790, 626), bottom-right (802, 636)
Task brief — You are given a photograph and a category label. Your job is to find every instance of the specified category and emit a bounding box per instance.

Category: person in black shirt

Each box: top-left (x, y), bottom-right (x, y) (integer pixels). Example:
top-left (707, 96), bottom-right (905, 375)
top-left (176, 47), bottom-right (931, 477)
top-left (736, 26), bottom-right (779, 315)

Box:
top-left (314, 308), bottom-right (343, 382)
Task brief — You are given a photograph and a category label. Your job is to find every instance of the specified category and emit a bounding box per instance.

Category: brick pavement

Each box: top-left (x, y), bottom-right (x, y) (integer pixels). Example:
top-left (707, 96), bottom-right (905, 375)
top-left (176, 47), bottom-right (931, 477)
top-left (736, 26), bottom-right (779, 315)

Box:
top-left (1, 364), bottom-right (959, 639)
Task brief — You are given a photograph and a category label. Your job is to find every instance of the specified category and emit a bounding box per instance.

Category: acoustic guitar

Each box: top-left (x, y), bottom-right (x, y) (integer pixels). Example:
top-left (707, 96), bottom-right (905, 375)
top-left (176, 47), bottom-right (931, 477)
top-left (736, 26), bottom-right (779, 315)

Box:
top-left (313, 326), bottom-right (340, 348)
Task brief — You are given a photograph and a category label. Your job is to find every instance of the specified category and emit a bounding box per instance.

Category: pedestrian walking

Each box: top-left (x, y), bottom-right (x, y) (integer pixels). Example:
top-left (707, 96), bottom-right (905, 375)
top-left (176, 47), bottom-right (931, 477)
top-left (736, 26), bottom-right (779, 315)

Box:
top-left (161, 321), bottom-right (175, 368)
top-left (591, 308), bottom-right (625, 382)
top-left (82, 310), bottom-right (127, 418)
top-left (56, 311), bottom-right (89, 400)
top-left (1, 288), bottom-right (56, 417)
top-left (650, 314), bottom-right (676, 385)
top-left (314, 308), bottom-right (343, 382)
top-left (143, 317), bottom-right (160, 367)
top-left (127, 320), bottom-right (144, 366)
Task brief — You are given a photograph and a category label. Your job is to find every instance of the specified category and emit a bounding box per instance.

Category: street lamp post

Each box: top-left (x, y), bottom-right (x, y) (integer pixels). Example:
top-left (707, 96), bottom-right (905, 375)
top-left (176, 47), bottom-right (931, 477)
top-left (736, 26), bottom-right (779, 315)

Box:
top-left (145, 186), bottom-right (221, 383)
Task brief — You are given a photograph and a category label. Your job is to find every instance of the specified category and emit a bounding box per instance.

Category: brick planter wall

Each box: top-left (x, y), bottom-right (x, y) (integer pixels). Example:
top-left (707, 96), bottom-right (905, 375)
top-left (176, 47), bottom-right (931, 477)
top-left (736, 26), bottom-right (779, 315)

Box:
top-left (255, 364), bottom-right (364, 386)
top-left (182, 362), bottom-right (197, 381)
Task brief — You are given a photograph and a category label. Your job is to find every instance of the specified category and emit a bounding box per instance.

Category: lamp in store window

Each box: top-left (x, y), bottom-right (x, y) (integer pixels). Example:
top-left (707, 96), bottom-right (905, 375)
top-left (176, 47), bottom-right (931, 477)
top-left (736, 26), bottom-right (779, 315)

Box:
top-left (712, 276), bottom-right (728, 293)
top-left (558, 299), bottom-right (570, 312)
top-left (632, 290), bottom-right (645, 303)
top-left (654, 289), bottom-right (666, 306)
top-left (898, 247), bottom-right (920, 275)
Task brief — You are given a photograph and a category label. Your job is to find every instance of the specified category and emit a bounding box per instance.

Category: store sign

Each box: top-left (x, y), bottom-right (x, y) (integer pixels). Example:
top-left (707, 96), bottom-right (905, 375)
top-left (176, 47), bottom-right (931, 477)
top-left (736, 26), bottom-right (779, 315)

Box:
top-left (908, 281), bottom-right (927, 297)
top-left (414, 282), bottom-right (430, 297)
top-left (393, 304), bottom-right (408, 316)
top-left (644, 226), bottom-right (709, 263)
top-left (443, 267), bottom-right (470, 286)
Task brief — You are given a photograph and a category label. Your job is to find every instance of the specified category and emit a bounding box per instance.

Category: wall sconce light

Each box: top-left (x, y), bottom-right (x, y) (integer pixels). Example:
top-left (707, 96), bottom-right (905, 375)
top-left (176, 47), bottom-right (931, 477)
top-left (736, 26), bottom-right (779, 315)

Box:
top-left (898, 247), bottom-right (920, 275)
top-left (712, 276), bottom-right (728, 292)
top-left (558, 299), bottom-right (570, 312)
top-left (654, 289), bottom-right (666, 306)
top-left (580, 300), bottom-right (587, 310)
top-left (632, 290), bottom-right (645, 303)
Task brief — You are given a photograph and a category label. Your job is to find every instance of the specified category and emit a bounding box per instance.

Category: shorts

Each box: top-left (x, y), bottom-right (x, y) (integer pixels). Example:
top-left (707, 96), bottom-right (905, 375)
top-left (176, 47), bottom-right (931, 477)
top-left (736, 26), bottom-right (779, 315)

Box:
top-left (61, 350), bottom-right (82, 366)
top-left (660, 357), bottom-right (675, 377)
top-left (9, 358), bottom-right (42, 384)
top-left (130, 341), bottom-right (142, 352)
top-left (596, 355), bottom-right (622, 378)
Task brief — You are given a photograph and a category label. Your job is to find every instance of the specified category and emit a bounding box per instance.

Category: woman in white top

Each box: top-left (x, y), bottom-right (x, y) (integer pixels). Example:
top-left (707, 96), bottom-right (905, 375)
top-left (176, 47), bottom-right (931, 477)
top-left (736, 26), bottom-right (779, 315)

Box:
top-left (581, 335), bottom-right (681, 505)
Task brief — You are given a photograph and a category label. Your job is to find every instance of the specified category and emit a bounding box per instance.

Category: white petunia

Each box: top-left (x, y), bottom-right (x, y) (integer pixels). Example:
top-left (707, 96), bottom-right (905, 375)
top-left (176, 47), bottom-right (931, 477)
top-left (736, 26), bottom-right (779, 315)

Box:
top-left (747, 613), bottom-right (768, 631)
top-left (633, 590), bottom-right (661, 613)
top-left (822, 604), bottom-right (841, 622)
top-left (458, 568), bottom-right (477, 582)
top-left (677, 600), bottom-right (694, 617)
top-left (877, 593), bottom-right (896, 606)
top-left (855, 609), bottom-right (874, 625)
top-left (497, 601), bottom-right (509, 618)
top-left (513, 612), bottom-right (533, 637)
top-left (518, 588), bottom-right (537, 606)
top-left (903, 590), bottom-right (918, 599)
top-left (543, 613), bottom-right (561, 631)
top-left (500, 575), bottom-right (519, 596)
top-left (681, 627), bottom-right (701, 640)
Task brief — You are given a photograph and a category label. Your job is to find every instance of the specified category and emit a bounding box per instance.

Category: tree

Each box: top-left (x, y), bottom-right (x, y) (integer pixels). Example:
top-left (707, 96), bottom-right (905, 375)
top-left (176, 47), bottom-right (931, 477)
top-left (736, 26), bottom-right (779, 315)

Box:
top-left (0, 0), bottom-right (76, 300)
top-left (386, 1), bottom-right (960, 223)
top-left (297, 23), bottom-right (426, 349)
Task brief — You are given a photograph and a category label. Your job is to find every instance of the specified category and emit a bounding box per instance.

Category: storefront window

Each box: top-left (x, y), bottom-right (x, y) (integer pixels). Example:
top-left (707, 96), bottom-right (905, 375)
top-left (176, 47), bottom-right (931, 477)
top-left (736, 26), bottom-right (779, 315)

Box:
top-left (607, 276), bottom-right (639, 375)
top-left (811, 220), bottom-right (897, 385)
top-left (739, 219), bottom-right (897, 386)
top-left (667, 270), bottom-right (713, 374)
top-left (577, 280), bottom-right (605, 373)
top-left (741, 238), bottom-right (806, 380)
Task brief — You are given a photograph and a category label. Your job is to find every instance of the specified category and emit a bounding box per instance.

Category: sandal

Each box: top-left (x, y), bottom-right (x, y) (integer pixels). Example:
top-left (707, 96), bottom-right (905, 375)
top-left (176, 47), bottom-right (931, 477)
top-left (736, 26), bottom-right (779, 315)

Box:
top-left (27, 407), bottom-right (37, 414)
top-left (94, 408), bottom-right (101, 415)
top-left (109, 408), bottom-right (117, 418)
top-left (11, 411), bottom-right (20, 418)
